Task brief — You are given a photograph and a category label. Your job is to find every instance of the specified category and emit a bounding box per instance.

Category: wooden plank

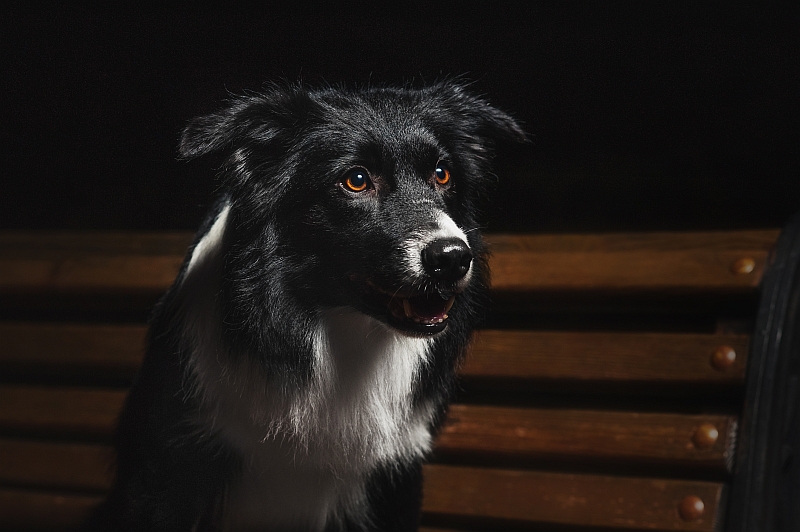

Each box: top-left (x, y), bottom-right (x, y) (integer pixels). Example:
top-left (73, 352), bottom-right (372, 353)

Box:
top-left (0, 439), bottom-right (112, 491)
top-left (0, 386), bottom-right (126, 439)
top-left (0, 231), bottom-right (190, 297)
top-left (486, 230), bottom-right (778, 292)
top-left (0, 255), bottom-right (184, 293)
top-left (0, 230), bottom-right (779, 294)
top-left (0, 325), bottom-right (750, 387)
top-left (0, 442), bottom-right (725, 531)
top-left (0, 387), bottom-right (740, 460)
top-left (490, 249), bottom-right (767, 292)
top-left (0, 232), bottom-right (193, 257)
top-left (422, 464), bottom-right (725, 531)
top-left (0, 488), bottom-right (100, 530)
top-left (437, 405), bottom-right (736, 471)
top-left (0, 323), bottom-right (145, 379)
top-left (464, 330), bottom-right (750, 385)
top-left (0, 400), bottom-right (736, 494)
top-left (487, 230), bottom-right (780, 253)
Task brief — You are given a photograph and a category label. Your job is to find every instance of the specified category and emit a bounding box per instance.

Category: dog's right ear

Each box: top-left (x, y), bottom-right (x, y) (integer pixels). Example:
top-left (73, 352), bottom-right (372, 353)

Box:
top-left (179, 98), bottom-right (272, 160)
top-left (178, 86), bottom-right (311, 160)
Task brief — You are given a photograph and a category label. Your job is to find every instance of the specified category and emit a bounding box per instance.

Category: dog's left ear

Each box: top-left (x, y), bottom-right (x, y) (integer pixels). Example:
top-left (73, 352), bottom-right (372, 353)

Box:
top-left (434, 82), bottom-right (529, 145)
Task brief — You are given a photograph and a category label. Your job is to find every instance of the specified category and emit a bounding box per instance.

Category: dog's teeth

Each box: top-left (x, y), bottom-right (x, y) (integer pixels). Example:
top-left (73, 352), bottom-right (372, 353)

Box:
top-left (402, 299), bottom-right (413, 318)
top-left (445, 297), bottom-right (455, 313)
top-left (442, 314), bottom-right (448, 320)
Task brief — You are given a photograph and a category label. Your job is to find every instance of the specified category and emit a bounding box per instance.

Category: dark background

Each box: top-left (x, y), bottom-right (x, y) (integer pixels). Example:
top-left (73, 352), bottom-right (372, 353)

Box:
top-left (3, 4), bottom-right (798, 233)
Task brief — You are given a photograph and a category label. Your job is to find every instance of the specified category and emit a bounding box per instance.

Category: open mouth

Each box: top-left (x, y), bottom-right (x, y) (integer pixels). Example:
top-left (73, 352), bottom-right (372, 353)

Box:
top-left (363, 282), bottom-right (456, 335)
top-left (387, 292), bottom-right (455, 334)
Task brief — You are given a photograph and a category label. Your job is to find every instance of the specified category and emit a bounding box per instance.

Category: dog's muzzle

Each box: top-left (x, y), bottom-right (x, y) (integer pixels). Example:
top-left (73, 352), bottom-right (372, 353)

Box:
top-left (363, 237), bottom-right (472, 336)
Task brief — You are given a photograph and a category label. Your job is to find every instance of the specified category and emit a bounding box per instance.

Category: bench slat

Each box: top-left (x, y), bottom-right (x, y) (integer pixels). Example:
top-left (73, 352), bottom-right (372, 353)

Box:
top-left (0, 231), bottom-right (778, 295)
top-left (466, 330), bottom-right (749, 385)
top-left (0, 451), bottom-right (725, 531)
top-left (0, 488), bottom-right (101, 530)
top-left (0, 386), bottom-right (125, 439)
top-left (422, 464), bottom-right (724, 531)
top-left (0, 324), bottom-right (749, 388)
top-left (0, 323), bottom-right (146, 378)
top-left (491, 250), bottom-right (768, 292)
top-left (487, 231), bottom-right (780, 253)
top-left (0, 393), bottom-right (735, 473)
top-left (0, 232), bottom-right (193, 256)
top-left (0, 256), bottom-right (184, 293)
top-left (487, 231), bottom-right (777, 292)
top-left (0, 439), bottom-right (112, 491)
top-left (438, 405), bottom-right (736, 471)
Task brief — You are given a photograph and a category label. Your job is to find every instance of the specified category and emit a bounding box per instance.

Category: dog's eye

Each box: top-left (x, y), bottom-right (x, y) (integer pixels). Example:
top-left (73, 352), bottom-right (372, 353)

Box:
top-left (341, 168), bottom-right (371, 193)
top-left (434, 163), bottom-right (451, 186)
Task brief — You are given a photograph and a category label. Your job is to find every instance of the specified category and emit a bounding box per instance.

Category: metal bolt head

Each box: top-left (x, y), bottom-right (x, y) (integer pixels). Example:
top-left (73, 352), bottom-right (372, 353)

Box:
top-left (711, 345), bottom-right (736, 370)
top-left (692, 423), bottom-right (719, 449)
top-left (731, 257), bottom-right (755, 274)
top-left (679, 495), bottom-right (705, 521)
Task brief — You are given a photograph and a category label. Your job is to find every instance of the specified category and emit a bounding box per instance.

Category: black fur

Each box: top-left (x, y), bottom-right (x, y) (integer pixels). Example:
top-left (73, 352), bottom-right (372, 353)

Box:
top-left (85, 82), bottom-right (524, 531)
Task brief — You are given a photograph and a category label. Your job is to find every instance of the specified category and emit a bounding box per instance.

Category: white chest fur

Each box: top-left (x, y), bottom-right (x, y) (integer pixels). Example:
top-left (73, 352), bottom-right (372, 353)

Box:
top-left (188, 306), bottom-right (435, 529)
top-left (219, 310), bottom-right (435, 531)
top-left (182, 207), bottom-right (436, 530)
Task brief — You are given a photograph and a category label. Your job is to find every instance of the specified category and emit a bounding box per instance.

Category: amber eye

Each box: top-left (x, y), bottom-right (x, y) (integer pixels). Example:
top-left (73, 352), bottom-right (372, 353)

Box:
top-left (342, 168), bottom-right (371, 192)
top-left (434, 162), bottom-right (451, 186)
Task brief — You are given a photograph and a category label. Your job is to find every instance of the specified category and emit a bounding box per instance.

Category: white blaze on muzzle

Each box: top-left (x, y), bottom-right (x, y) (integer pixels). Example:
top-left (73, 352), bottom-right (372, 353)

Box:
top-left (401, 211), bottom-right (472, 285)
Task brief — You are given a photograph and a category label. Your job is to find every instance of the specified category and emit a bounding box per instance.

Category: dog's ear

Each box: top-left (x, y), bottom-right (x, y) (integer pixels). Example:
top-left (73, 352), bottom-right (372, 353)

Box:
top-left (178, 86), bottom-right (312, 160)
top-left (179, 99), bottom-right (273, 160)
top-left (471, 100), bottom-right (529, 145)
top-left (432, 82), bottom-right (528, 145)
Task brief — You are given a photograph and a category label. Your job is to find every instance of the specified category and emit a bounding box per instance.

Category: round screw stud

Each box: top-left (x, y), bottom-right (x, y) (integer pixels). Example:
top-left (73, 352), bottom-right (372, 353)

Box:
top-left (692, 423), bottom-right (719, 449)
top-left (731, 257), bottom-right (755, 274)
top-left (679, 496), bottom-right (705, 521)
top-left (711, 345), bottom-right (736, 370)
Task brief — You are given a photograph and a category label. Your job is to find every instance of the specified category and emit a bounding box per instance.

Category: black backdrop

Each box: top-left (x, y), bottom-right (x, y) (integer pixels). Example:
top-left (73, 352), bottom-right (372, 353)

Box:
top-left (3, 4), bottom-right (798, 232)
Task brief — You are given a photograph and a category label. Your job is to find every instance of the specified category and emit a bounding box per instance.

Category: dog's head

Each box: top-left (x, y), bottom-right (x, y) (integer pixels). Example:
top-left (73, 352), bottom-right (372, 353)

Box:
top-left (180, 82), bottom-right (525, 338)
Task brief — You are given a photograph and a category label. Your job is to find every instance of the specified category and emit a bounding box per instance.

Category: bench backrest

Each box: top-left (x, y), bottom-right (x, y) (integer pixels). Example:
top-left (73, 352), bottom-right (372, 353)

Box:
top-left (0, 223), bottom-right (798, 531)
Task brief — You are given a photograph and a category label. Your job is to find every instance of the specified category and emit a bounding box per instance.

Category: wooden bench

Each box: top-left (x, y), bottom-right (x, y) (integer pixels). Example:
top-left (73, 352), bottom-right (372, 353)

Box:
top-left (0, 219), bottom-right (798, 531)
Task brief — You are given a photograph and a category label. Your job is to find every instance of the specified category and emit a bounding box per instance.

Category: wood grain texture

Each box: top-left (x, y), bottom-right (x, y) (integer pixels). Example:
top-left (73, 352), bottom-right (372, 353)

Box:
top-left (486, 230), bottom-right (778, 292)
top-left (0, 232), bottom-right (194, 256)
top-left (486, 231), bottom-right (780, 253)
top-left (0, 488), bottom-right (101, 529)
top-left (0, 231), bottom-right (192, 296)
top-left (437, 405), bottom-right (737, 471)
top-left (0, 386), bottom-right (126, 439)
top-left (0, 230), bottom-right (779, 294)
top-left (422, 464), bottom-right (725, 531)
top-left (0, 322), bottom-right (146, 377)
top-left (0, 255), bottom-right (184, 292)
top-left (0, 324), bottom-right (750, 387)
top-left (0, 403), bottom-right (736, 496)
top-left (464, 330), bottom-right (750, 385)
top-left (0, 441), bottom-right (725, 531)
top-left (0, 439), bottom-right (113, 491)
top-left (0, 387), bottom-right (739, 471)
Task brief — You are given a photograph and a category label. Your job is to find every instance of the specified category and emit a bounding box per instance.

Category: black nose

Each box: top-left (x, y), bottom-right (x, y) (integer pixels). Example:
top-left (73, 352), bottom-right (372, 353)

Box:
top-left (421, 238), bottom-right (473, 282)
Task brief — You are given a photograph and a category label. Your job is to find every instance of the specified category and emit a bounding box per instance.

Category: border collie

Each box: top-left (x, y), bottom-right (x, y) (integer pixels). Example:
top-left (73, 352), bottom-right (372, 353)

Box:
top-left (86, 82), bottom-right (524, 531)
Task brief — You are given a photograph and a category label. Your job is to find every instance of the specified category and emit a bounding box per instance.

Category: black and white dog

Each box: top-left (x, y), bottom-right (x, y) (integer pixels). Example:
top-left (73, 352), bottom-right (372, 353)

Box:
top-left (87, 82), bottom-right (524, 531)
